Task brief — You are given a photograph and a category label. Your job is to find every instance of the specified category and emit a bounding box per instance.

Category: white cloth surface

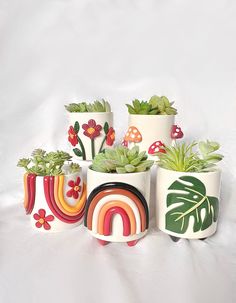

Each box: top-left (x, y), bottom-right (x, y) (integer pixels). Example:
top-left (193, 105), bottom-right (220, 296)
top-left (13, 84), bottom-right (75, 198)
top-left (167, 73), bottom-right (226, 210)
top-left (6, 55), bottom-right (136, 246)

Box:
top-left (0, 0), bottom-right (236, 302)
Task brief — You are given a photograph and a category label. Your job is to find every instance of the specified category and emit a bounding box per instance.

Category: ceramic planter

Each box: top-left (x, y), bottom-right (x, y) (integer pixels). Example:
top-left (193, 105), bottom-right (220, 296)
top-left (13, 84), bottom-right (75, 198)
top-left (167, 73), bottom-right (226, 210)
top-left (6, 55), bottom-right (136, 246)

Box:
top-left (123, 114), bottom-right (183, 158)
top-left (156, 166), bottom-right (221, 240)
top-left (23, 167), bottom-right (86, 232)
top-left (67, 112), bottom-right (115, 161)
top-left (84, 168), bottom-right (151, 246)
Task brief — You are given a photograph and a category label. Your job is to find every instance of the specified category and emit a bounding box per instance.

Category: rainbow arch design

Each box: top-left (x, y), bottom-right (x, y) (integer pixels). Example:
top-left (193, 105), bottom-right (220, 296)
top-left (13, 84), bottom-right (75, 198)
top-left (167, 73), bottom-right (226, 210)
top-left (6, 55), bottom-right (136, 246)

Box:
top-left (84, 182), bottom-right (149, 238)
top-left (43, 175), bottom-right (87, 224)
top-left (24, 173), bottom-right (36, 214)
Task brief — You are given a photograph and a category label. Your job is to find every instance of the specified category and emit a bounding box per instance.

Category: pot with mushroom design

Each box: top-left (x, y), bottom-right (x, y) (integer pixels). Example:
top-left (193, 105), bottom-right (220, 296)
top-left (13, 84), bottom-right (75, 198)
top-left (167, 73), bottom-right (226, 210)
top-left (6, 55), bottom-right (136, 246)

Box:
top-left (65, 100), bottom-right (115, 161)
top-left (124, 96), bottom-right (183, 159)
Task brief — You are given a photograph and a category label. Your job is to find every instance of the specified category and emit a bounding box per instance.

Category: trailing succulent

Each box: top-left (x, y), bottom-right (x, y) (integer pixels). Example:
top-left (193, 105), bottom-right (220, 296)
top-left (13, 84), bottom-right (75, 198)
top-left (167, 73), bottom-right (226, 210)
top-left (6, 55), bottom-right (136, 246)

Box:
top-left (65, 99), bottom-right (111, 113)
top-left (126, 95), bottom-right (177, 115)
top-left (157, 140), bottom-right (223, 172)
top-left (17, 149), bottom-right (80, 176)
top-left (91, 145), bottom-right (154, 173)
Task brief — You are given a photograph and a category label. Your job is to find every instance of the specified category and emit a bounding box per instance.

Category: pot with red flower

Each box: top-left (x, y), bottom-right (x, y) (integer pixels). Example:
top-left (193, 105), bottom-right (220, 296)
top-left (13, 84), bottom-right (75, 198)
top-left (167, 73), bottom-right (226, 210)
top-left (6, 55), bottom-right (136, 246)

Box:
top-left (65, 100), bottom-right (115, 160)
top-left (125, 96), bottom-right (183, 158)
top-left (17, 149), bottom-right (87, 232)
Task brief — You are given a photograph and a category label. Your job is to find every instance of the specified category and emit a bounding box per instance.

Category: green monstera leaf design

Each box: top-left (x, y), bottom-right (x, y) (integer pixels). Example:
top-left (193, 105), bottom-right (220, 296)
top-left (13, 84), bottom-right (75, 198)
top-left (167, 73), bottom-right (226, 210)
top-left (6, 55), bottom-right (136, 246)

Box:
top-left (166, 176), bottom-right (219, 234)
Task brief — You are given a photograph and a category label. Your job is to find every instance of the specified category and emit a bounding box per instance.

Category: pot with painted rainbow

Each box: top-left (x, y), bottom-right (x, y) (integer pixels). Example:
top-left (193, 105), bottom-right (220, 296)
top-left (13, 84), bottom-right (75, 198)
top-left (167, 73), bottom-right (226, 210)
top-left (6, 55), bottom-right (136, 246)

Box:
top-left (65, 100), bottom-right (115, 161)
top-left (17, 150), bottom-right (87, 232)
top-left (123, 96), bottom-right (183, 158)
top-left (84, 146), bottom-right (153, 246)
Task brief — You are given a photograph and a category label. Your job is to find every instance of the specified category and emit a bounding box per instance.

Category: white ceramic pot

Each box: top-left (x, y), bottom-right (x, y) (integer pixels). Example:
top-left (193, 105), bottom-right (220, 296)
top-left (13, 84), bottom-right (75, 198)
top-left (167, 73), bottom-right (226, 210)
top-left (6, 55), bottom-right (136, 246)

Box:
top-left (67, 112), bottom-right (115, 161)
top-left (124, 114), bottom-right (183, 158)
top-left (85, 168), bottom-right (151, 246)
top-left (156, 166), bottom-right (221, 239)
top-left (23, 167), bottom-right (86, 232)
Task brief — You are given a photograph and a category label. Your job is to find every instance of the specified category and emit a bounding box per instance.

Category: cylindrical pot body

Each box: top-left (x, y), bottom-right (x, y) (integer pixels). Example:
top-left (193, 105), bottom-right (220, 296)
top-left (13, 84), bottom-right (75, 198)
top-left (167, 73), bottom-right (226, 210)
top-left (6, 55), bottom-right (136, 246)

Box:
top-left (85, 168), bottom-right (151, 244)
top-left (23, 168), bottom-right (86, 232)
top-left (126, 114), bottom-right (175, 158)
top-left (156, 166), bottom-right (221, 239)
top-left (67, 112), bottom-right (114, 161)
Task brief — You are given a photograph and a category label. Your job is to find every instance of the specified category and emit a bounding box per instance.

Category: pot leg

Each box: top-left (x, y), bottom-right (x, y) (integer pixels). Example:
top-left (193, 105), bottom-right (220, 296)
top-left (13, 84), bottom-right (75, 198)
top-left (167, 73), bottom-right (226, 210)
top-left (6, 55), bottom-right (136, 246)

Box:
top-left (127, 240), bottom-right (138, 247)
top-left (170, 235), bottom-right (180, 242)
top-left (97, 239), bottom-right (109, 246)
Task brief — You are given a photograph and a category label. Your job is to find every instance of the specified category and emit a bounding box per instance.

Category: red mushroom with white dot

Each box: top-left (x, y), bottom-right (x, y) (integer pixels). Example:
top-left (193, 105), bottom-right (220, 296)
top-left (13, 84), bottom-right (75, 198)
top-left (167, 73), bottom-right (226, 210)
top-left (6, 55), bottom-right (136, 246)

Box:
top-left (148, 141), bottom-right (166, 155)
top-left (171, 125), bottom-right (184, 139)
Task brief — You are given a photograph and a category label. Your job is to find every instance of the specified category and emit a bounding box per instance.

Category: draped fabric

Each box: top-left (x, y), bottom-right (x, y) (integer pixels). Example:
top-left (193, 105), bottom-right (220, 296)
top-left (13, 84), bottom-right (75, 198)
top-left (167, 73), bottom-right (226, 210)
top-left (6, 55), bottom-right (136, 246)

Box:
top-left (0, 1), bottom-right (235, 302)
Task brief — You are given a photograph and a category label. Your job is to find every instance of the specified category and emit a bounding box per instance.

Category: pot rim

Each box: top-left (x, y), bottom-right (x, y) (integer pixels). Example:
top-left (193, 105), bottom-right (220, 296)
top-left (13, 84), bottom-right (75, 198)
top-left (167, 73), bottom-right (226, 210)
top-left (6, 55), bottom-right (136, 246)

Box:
top-left (157, 164), bottom-right (221, 175)
top-left (67, 111), bottom-right (113, 115)
top-left (88, 165), bottom-right (151, 176)
top-left (128, 114), bottom-right (176, 118)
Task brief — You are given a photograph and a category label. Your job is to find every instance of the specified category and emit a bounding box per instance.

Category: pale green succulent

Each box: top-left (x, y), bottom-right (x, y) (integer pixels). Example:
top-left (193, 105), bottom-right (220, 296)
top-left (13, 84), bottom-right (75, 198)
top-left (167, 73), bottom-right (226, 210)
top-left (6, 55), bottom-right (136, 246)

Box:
top-left (126, 95), bottom-right (177, 115)
top-left (91, 145), bottom-right (154, 173)
top-left (157, 140), bottom-right (223, 172)
top-left (65, 99), bottom-right (111, 113)
top-left (17, 149), bottom-right (80, 176)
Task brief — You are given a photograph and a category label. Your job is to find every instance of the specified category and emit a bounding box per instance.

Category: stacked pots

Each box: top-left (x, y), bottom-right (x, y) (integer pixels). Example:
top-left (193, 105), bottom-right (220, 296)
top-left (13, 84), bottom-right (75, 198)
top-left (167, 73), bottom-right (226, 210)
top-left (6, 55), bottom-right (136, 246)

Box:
top-left (84, 168), bottom-right (151, 246)
top-left (67, 112), bottom-right (115, 161)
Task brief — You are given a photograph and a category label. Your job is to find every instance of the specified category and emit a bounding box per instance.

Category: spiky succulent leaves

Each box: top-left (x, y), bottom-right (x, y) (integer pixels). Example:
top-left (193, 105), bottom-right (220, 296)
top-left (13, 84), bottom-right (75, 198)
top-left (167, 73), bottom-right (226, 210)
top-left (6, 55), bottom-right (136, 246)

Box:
top-left (65, 100), bottom-right (111, 113)
top-left (157, 141), bottom-right (223, 172)
top-left (91, 145), bottom-right (154, 173)
top-left (126, 95), bottom-right (177, 115)
top-left (17, 149), bottom-right (79, 176)
top-left (68, 163), bottom-right (81, 174)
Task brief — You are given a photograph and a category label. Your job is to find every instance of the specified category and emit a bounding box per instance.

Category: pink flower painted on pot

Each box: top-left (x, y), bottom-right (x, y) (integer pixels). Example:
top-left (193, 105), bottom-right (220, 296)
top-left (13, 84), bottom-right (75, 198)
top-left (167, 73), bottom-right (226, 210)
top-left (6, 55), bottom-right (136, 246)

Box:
top-left (171, 125), bottom-right (184, 139)
top-left (82, 119), bottom-right (102, 139)
top-left (33, 209), bottom-right (54, 230)
top-left (66, 177), bottom-right (81, 199)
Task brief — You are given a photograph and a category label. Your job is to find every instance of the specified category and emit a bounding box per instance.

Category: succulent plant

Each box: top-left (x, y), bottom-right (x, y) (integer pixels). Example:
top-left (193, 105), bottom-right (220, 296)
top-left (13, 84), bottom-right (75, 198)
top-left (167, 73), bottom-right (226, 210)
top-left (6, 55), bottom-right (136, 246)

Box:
top-left (157, 140), bottom-right (223, 172)
top-left (126, 95), bottom-right (177, 115)
top-left (91, 145), bottom-right (154, 173)
top-left (65, 99), bottom-right (111, 113)
top-left (17, 149), bottom-right (80, 176)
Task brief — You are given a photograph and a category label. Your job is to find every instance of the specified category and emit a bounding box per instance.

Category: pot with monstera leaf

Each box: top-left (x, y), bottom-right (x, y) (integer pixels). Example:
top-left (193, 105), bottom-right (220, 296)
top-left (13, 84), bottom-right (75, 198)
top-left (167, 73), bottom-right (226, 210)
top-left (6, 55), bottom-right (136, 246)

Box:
top-left (124, 96), bottom-right (183, 159)
top-left (84, 145), bottom-right (154, 246)
top-left (155, 141), bottom-right (223, 241)
top-left (65, 100), bottom-right (115, 160)
top-left (17, 149), bottom-right (87, 232)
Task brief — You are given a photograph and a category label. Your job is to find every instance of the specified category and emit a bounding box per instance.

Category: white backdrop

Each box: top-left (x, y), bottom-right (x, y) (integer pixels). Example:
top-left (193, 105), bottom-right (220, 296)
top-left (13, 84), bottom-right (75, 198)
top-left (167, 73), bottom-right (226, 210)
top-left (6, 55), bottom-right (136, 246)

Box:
top-left (0, 1), bottom-right (236, 302)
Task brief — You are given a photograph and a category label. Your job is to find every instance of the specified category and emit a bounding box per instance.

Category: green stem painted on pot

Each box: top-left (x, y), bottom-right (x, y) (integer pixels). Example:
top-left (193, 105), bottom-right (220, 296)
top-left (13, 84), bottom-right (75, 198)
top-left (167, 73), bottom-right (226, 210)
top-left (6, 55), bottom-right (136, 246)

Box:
top-left (78, 137), bottom-right (86, 160)
top-left (91, 139), bottom-right (95, 159)
top-left (99, 136), bottom-right (106, 153)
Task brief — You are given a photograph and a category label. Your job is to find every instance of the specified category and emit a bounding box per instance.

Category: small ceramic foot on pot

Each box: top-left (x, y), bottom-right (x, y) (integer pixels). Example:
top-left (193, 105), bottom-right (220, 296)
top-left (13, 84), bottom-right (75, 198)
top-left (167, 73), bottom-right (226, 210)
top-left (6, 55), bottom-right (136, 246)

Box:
top-left (127, 240), bottom-right (138, 247)
top-left (170, 235), bottom-right (180, 242)
top-left (97, 239), bottom-right (109, 246)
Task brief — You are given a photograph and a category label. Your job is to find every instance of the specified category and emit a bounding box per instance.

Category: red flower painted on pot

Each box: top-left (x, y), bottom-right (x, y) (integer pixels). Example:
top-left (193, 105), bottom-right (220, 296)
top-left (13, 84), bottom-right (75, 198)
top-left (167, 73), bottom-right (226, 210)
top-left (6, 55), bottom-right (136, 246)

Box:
top-left (33, 209), bottom-right (54, 230)
top-left (68, 126), bottom-right (79, 146)
top-left (66, 177), bottom-right (81, 199)
top-left (171, 125), bottom-right (184, 139)
top-left (106, 127), bottom-right (115, 146)
top-left (82, 119), bottom-right (102, 139)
